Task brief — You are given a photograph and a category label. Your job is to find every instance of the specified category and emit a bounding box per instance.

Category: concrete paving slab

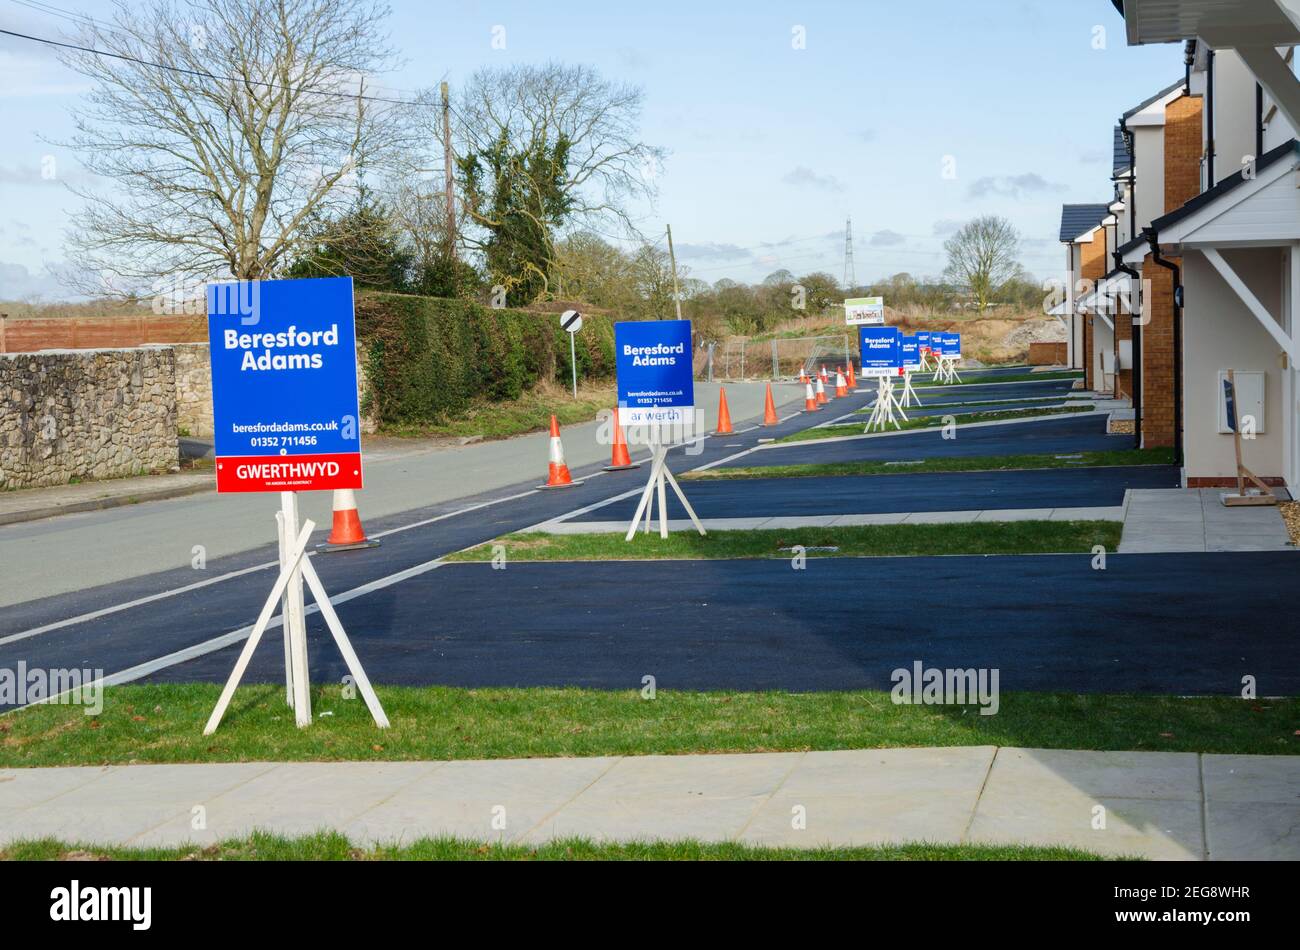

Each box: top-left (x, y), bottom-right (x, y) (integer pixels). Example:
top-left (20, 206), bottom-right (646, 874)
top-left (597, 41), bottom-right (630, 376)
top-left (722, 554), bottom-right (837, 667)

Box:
top-left (1202, 754), bottom-right (1300, 803)
top-left (1050, 506), bottom-right (1125, 521)
top-left (969, 749), bottom-right (1204, 860)
top-left (829, 513), bottom-right (909, 526)
top-left (1120, 488), bottom-right (1294, 553)
top-left (0, 766), bottom-right (109, 809)
top-left (523, 752), bottom-right (802, 844)
top-left (132, 761), bottom-right (442, 846)
top-left (982, 748), bottom-right (1201, 800)
top-left (0, 747), bottom-right (1294, 858)
top-left (342, 756), bottom-right (620, 845)
top-left (900, 510), bottom-right (980, 523)
top-left (1203, 802), bottom-right (1300, 860)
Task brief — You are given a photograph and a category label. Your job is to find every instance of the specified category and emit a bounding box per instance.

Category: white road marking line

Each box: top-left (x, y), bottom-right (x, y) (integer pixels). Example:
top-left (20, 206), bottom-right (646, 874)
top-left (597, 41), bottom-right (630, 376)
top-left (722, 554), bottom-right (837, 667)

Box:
top-left (3, 489), bottom-right (540, 647)
top-left (12, 558), bottom-right (451, 711)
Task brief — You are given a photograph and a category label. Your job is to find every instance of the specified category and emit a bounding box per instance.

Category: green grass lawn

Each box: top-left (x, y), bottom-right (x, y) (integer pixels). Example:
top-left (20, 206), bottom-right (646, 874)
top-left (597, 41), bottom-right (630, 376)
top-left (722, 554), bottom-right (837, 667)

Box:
top-left (0, 831), bottom-right (1112, 861)
top-left (2, 685), bottom-right (1295, 766)
top-left (913, 370), bottom-right (1083, 388)
top-left (446, 522), bottom-right (1122, 561)
top-left (775, 405), bottom-right (1094, 444)
top-left (858, 397), bottom-right (1066, 413)
top-left (682, 448), bottom-right (1176, 480)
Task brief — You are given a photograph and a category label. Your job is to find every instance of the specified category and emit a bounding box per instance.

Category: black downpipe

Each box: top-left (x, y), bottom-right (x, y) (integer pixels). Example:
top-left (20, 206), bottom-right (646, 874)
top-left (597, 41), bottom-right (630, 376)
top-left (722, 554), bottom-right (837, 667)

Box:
top-left (1147, 229), bottom-right (1184, 464)
top-left (1117, 259), bottom-right (1143, 449)
top-left (1121, 118), bottom-right (1136, 238)
top-left (1206, 50), bottom-right (1216, 186)
top-left (1256, 82), bottom-right (1265, 160)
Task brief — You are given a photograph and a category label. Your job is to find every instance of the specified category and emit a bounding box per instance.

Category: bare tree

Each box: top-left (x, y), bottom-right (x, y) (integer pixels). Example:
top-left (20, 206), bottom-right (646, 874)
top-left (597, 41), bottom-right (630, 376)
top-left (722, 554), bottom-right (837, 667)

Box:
top-left (942, 215), bottom-right (1022, 311)
top-left (57, 0), bottom-right (404, 296)
top-left (450, 63), bottom-right (663, 302)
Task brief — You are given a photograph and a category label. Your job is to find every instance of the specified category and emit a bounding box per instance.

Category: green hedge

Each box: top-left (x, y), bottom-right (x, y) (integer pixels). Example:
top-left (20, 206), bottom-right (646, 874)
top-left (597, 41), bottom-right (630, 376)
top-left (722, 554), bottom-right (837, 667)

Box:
top-left (355, 292), bottom-right (616, 426)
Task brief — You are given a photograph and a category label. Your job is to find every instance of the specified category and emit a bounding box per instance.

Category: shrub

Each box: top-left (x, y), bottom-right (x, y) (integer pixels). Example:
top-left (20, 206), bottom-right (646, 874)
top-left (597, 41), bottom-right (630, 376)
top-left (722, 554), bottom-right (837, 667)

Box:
top-left (355, 291), bottom-right (615, 426)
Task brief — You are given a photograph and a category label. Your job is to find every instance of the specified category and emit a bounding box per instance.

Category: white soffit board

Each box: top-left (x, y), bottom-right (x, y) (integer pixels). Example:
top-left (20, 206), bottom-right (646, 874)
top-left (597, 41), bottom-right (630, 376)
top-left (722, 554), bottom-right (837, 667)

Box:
top-left (1126, 0), bottom-right (1300, 46)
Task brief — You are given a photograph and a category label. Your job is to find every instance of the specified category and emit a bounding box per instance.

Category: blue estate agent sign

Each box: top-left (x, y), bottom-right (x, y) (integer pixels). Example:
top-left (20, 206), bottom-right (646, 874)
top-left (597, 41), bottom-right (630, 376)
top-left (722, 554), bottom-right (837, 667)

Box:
top-left (207, 276), bottom-right (363, 493)
top-left (615, 319), bottom-right (695, 426)
top-left (916, 330), bottom-right (931, 352)
top-left (859, 325), bottom-right (901, 378)
top-left (900, 335), bottom-right (921, 370)
top-left (938, 332), bottom-right (962, 357)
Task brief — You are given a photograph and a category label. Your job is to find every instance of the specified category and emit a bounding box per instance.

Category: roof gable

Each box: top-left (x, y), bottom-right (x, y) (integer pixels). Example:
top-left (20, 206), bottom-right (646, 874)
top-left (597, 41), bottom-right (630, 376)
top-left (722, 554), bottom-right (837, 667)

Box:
top-left (1059, 203), bottom-right (1111, 243)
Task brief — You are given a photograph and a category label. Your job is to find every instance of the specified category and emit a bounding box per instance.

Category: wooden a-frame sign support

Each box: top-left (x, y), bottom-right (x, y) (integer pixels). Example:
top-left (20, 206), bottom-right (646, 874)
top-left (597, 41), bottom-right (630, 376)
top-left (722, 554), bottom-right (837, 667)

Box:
top-left (204, 491), bottom-right (390, 734)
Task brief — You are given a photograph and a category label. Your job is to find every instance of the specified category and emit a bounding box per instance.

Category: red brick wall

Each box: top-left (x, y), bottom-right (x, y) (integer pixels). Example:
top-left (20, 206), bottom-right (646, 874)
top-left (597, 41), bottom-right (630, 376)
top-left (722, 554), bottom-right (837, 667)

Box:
top-left (1141, 253), bottom-right (1179, 448)
top-left (1028, 342), bottom-right (1067, 365)
top-left (1115, 309), bottom-right (1132, 399)
top-left (1164, 95), bottom-right (1204, 211)
top-left (0, 314), bottom-right (206, 352)
top-left (1139, 92), bottom-right (1203, 449)
top-left (1079, 233), bottom-right (1108, 390)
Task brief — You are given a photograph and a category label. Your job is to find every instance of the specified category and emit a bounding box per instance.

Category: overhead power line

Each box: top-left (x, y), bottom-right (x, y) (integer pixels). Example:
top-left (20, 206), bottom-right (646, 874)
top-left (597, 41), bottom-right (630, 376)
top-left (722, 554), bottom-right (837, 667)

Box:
top-left (0, 25), bottom-right (419, 105)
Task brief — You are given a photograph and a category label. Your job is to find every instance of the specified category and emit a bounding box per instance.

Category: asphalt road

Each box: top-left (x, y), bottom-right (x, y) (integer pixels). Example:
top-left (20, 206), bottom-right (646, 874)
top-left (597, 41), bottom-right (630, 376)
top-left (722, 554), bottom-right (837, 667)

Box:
top-left (142, 553), bottom-right (1300, 696)
top-left (730, 414), bottom-right (1135, 467)
top-left (0, 379), bottom-right (804, 607)
top-left (568, 465), bottom-right (1181, 521)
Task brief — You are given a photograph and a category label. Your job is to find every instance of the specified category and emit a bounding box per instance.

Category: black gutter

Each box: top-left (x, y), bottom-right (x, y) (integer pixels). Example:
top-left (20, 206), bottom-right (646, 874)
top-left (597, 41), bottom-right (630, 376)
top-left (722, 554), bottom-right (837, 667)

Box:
top-left (1146, 228), bottom-right (1183, 464)
top-left (1115, 257), bottom-right (1144, 449)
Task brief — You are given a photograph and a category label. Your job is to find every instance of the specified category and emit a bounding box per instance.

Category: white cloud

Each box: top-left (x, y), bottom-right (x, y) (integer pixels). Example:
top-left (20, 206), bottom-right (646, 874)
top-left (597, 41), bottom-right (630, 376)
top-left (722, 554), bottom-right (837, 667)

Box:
top-left (0, 260), bottom-right (67, 300)
top-left (781, 165), bottom-right (846, 193)
top-left (967, 172), bottom-right (1066, 200)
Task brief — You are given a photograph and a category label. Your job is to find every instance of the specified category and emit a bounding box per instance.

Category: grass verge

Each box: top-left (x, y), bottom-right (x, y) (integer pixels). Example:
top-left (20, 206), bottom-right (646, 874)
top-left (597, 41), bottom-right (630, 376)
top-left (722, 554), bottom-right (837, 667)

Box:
top-left (913, 371), bottom-right (1083, 388)
top-left (682, 448), bottom-right (1176, 480)
top-left (2, 685), bottom-right (1296, 766)
top-left (861, 397), bottom-right (1066, 413)
top-left (446, 522), bottom-right (1122, 561)
top-left (381, 381), bottom-right (616, 440)
top-left (0, 831), bottom-right (1112, 861)
top-left (775, 405), bottom-right (1094, 444)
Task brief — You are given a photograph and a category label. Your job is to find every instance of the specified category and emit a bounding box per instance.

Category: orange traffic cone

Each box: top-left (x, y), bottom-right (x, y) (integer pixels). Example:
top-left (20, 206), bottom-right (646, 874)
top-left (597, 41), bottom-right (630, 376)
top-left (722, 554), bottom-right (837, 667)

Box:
top-left (762, 383), bottom-right (779, 426)
top-left (540, 414), bottom-right (578, 488)
top-left (819, 365), bottom-right (829, 384)
top-left (318, 489), bottom-right (381, 552)
top-left (804, 382), bottom-right (819, 412)
top-left (716, 387), bottom-right (734, 434)
top-left (799, 368), bottom-right (809, 386)
top-left (815, 376), bottom-right (828, 405)
top-left (604, 406), bottom-right (639, 471)
top-left (834, 370), bottom-right (848, 398)
top-left (846, 361), bottom-right (856, 389)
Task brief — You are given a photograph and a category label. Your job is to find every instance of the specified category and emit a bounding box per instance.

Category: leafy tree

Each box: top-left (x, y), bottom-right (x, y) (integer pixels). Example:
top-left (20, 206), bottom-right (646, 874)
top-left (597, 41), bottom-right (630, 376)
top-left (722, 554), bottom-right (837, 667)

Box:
top-left (285, 190), bottom-right (412, 291)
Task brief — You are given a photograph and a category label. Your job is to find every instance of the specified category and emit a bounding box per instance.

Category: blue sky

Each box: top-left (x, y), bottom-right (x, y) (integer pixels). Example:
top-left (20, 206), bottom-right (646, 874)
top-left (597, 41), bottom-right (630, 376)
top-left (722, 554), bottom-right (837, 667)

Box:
top-left (0, 0), bottom-right (1182, 299)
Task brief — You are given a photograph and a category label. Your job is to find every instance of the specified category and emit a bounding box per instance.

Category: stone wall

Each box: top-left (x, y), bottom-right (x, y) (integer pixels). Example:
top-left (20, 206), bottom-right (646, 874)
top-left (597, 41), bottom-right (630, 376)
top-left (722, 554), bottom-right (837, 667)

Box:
top-left (1, 347), bottom-right (179, 489)
top-left (172, 342), bottom-right (214, 436)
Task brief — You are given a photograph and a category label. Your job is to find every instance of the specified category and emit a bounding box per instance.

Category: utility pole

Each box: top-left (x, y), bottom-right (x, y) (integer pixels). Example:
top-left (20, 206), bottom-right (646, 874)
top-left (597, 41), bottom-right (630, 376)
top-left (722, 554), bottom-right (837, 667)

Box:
top-left (843, 215), bottom-right (856, 292)
top-left (440, 81), bottom-right (456, 257)
top-left (665, 224), bottom-right (683, 320)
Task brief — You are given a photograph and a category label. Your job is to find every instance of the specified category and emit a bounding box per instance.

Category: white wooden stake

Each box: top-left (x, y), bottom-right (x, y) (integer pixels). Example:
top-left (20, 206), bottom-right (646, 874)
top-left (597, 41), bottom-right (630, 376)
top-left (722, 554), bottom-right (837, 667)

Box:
top-left (281, 491), bottom-right (312, 727)
top-left (204, 520), bottom-right (315, 735)
top-left (275, 510), bottom-right (294, 707)
top-left (298, 555), bottom-right (390, 729)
